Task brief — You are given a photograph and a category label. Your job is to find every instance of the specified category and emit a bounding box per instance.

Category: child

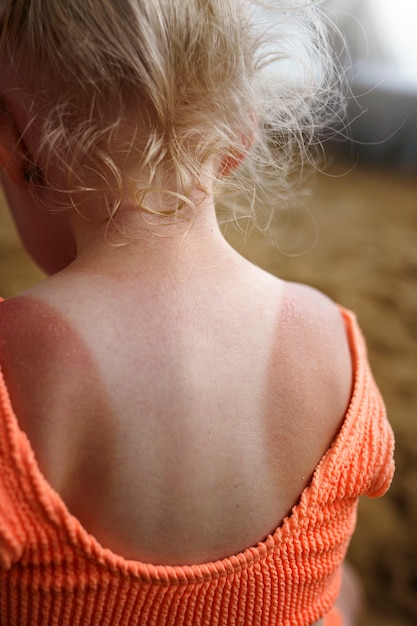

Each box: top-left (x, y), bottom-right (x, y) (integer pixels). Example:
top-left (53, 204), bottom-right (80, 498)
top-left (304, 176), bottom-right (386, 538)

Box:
top-left (0, 1), bottom-right (394, 625)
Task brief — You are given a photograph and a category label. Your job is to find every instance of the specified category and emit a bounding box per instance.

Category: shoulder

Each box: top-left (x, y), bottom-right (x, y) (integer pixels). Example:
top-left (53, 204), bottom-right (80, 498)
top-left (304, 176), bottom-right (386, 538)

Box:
top-left (279, 281), bottom-right (353, 438)
top-left (283, 281), bottom-right (351, 359)
top-left (0, 294), bottom-right (92, 427)
top-left (0, 295), bottom-right (62, 408)
top-left (0, 294), bottom-right (69, 366)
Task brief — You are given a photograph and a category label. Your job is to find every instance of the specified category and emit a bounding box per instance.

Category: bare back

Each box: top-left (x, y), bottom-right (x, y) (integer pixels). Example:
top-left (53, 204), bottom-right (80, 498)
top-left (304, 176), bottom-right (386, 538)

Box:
top-left (0, 263), bottom-right (352, 566)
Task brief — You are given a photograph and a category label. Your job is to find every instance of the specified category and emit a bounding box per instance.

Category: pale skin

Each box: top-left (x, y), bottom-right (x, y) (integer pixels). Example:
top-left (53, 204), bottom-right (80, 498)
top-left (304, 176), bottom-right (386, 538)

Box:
top-left (0, 78), bottom-right (358, 624)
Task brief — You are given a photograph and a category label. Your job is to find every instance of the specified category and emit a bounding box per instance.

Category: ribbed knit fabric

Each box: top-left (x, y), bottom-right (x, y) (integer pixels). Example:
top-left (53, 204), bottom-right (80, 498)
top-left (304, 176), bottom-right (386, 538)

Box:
top-left (0, 307), bottom-right (394, 626)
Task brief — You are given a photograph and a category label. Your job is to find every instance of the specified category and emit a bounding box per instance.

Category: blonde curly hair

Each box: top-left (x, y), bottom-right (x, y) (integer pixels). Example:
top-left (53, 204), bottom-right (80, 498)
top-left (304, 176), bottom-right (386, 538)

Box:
top-left (0, 0), bottom-right (342, 232)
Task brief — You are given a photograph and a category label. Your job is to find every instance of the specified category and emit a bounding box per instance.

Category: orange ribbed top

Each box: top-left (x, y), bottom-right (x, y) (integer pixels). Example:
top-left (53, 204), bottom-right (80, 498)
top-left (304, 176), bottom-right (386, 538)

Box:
top-left (0, 307), bottom-right (394, 626)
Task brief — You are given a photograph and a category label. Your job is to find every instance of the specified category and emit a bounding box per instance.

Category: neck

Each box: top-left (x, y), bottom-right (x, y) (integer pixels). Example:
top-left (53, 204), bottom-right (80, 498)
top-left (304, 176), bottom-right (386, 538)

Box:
top-left (65, 193), bottom-right (237, 282)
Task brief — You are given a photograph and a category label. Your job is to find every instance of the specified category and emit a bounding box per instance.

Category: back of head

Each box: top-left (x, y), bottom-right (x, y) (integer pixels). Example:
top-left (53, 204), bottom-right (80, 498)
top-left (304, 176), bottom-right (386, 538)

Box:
top-left (0, 0), bottom-right (341, 226)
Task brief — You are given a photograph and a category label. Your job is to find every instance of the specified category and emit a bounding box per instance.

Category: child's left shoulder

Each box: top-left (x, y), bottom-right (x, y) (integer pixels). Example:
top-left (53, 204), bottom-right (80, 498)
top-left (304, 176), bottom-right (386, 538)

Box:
top-left (282, 281), bottom-right (353, 416)
top-left (284, 281), bottom-right (348, 344)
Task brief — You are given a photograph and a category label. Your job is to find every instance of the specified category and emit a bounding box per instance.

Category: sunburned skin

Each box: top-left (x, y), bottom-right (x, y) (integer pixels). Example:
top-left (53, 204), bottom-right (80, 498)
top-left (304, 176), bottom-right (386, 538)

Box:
top-left (0, 291), bottom-right (276, 563)
top-left (0, 276), bottom-right (352, 569)
top-left (0, 295), bottom-right (116, 512)
top-left (0, 284), bottom-right (280, 563)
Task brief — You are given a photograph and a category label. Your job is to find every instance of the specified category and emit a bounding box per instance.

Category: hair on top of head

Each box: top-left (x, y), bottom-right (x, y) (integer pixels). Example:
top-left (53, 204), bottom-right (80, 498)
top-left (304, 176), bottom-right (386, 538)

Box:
top-left (0, 0), bottom-right (344, 233)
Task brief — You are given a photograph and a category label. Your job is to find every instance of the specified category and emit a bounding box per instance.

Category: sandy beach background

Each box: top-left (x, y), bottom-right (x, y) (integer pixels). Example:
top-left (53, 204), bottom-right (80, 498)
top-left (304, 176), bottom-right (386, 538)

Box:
top-left (0, 157), bottom-right (416, 625)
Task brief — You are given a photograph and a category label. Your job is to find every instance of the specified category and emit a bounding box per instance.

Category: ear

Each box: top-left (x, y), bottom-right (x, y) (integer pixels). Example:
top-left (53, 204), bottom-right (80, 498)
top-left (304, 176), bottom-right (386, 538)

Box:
top-left (0, 107), bottom-right (29, 188)
top-left (219, 149), bottom-right (247, 177)
top-left (219, 112), bottom-right (257, 177)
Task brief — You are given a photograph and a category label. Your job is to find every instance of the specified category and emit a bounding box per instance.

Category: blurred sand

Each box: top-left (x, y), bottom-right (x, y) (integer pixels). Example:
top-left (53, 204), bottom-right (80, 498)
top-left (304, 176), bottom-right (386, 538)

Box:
top-left (1, 160), bottom-right (416, 625)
